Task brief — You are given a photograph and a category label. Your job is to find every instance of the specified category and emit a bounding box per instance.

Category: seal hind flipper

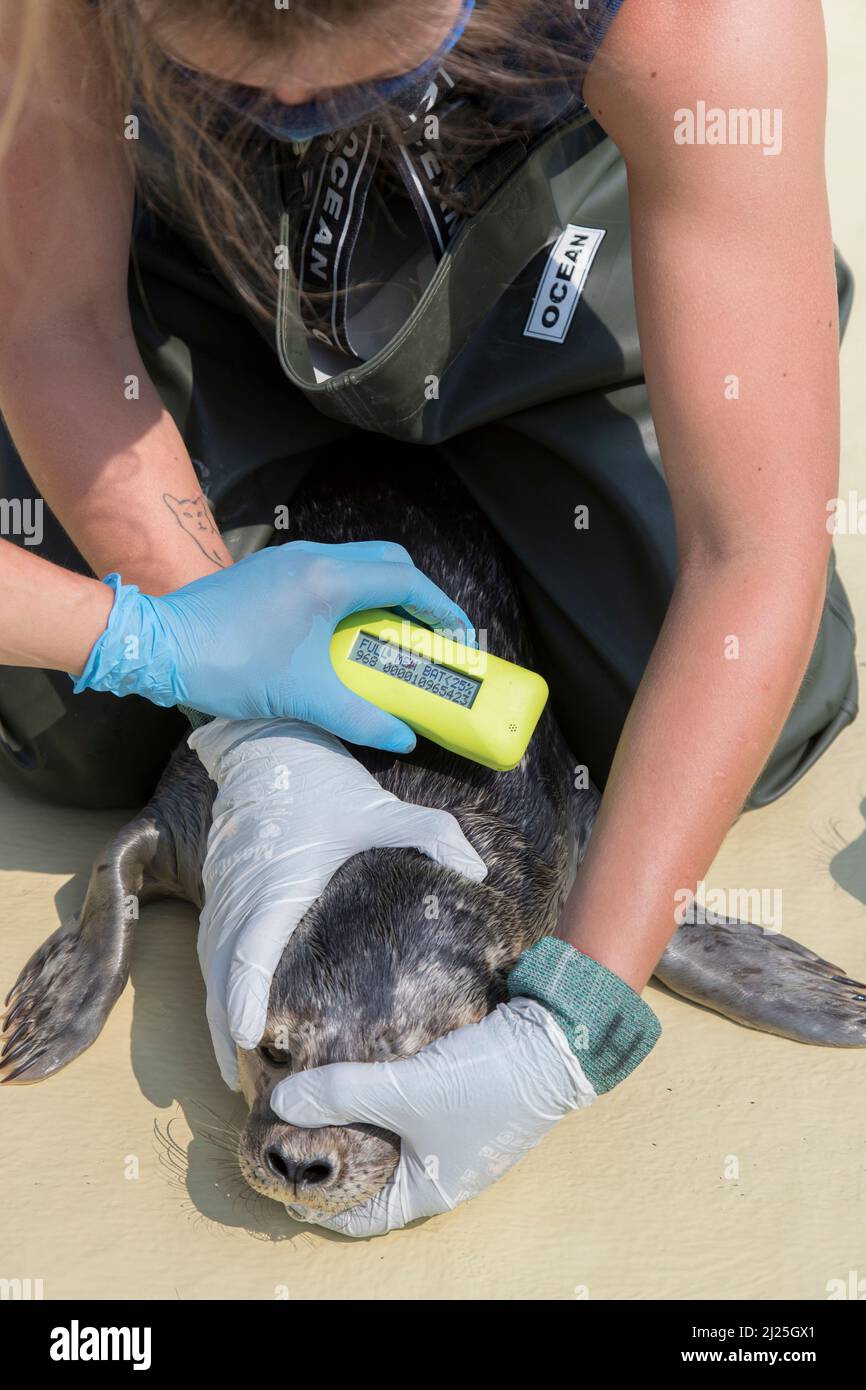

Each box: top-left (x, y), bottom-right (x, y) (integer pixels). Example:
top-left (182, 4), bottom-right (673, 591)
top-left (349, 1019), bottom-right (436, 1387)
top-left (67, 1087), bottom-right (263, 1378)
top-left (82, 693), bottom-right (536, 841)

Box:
top-left (1, 747), bottom-right (214, 1084)
top-left (654, 915), bottom-right (866, 1047)
top-left (0, 815), bottom-right (164, 1083)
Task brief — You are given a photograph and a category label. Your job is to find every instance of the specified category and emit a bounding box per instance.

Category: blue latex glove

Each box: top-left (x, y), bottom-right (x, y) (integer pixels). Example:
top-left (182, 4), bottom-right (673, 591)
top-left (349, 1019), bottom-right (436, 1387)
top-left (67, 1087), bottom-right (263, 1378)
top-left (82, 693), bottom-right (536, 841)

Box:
top-left (72, 540), bottom-right (474, 751)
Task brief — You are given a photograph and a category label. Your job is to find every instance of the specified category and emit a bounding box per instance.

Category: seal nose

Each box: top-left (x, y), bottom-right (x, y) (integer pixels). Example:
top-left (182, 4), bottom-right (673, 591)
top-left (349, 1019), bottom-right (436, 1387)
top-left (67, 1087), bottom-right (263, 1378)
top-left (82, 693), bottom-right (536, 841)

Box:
top-left (265, 1143), bottom-right (336, 1190)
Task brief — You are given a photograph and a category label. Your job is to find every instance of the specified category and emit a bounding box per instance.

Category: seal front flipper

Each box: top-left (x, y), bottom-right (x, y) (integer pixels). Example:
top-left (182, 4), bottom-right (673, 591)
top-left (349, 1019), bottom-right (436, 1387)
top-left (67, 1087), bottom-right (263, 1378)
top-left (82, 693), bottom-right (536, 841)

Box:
top-left (0, 815), bottom-right (164, 1083)
top-left (654, 914), bottom-right (866, 1047)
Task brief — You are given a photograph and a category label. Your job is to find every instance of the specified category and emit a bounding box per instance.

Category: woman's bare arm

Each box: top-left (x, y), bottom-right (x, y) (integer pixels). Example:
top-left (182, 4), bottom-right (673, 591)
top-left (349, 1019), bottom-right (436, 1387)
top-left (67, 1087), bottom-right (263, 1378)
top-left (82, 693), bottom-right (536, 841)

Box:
top-left (568, 0), bottom-right (837, 989)
top-left (0, 538), bottom-right (112, 674)
top-left (0, 0), bottom-right (231, 599)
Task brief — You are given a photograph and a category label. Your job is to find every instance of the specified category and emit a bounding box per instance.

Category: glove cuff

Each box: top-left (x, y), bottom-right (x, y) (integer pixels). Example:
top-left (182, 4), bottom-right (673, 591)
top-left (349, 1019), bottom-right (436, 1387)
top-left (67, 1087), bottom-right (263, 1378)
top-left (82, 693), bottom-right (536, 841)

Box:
top-left (178, 704), bottom-right (214, 730)
top-left (507, 936), bottom-right (661, 1095)
top-left (69, 573), bottom-right (179, 708)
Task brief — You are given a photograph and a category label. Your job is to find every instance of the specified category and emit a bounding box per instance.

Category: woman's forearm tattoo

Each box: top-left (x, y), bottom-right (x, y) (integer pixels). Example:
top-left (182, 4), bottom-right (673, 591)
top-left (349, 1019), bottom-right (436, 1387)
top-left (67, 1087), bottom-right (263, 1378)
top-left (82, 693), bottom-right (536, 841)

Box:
top-left (162, 493), bottom-right (227, 568)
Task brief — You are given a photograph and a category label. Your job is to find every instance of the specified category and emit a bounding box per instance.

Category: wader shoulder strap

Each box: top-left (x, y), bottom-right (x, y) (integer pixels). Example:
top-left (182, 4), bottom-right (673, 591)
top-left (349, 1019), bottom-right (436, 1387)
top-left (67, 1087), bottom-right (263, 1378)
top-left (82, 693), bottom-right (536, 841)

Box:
top-left (282, 62), bottom-right (582, 359)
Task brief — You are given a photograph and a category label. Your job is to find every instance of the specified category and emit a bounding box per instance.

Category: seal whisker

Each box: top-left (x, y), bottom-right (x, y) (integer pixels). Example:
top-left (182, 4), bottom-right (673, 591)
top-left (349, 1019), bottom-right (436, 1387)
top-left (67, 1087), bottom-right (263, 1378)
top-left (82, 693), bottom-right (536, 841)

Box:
top-left (199, 1131), bottom-right (242, 1159)
top-left (186, 1099), bottom-right (244, 1141)
top-left (809, 816), bottom-right (854, 871)
top-left (153, 1116), bottom-right (191, 1184)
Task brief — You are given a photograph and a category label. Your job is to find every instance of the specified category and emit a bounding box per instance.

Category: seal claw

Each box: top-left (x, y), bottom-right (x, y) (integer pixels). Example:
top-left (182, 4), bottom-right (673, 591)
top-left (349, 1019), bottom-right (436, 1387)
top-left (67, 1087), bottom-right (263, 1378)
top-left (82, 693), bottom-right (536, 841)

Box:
top-left (1, 1020), bottom-right (33, 1058)
top-left (1, 1048), bottom-right (48, 1084)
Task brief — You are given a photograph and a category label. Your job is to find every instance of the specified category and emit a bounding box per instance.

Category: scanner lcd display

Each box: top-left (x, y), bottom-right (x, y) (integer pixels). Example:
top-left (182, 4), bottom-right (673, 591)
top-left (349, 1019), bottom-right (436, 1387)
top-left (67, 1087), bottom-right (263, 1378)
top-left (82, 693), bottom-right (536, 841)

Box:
top-left (348, 632), bottom-right (481, 709)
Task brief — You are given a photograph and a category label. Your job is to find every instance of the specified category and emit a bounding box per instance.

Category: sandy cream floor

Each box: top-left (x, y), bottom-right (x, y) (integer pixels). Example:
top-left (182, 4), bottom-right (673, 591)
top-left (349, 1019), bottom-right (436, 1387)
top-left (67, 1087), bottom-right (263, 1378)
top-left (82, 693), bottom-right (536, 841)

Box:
top-left (2, 2), bottom-right (866, 1302)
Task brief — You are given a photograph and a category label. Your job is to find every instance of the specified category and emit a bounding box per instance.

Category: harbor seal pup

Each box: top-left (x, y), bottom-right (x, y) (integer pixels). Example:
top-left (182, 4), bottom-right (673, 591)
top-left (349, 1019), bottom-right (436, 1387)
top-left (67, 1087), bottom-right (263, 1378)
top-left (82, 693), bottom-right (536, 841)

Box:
top-left (4, 462), bottom-right (865, 1216)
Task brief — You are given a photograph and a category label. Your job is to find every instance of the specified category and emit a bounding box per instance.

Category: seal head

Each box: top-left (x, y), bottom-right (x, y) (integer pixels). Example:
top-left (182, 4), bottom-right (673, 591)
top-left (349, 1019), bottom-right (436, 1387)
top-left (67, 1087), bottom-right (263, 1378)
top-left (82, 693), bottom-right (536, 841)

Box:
top-left (236, 847), bottom-right (521, 1213)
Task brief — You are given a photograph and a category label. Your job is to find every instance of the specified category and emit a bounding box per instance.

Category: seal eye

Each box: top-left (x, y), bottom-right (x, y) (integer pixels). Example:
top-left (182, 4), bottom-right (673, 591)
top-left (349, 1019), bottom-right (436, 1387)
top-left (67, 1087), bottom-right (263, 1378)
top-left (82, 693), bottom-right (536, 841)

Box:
top-left (259, 1043), bottom-right (292, 1068)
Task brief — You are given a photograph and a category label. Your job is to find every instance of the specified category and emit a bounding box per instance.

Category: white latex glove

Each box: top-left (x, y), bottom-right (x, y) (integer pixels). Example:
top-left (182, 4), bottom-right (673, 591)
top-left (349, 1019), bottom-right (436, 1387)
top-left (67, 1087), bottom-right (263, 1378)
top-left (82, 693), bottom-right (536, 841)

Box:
top-left (270, 996), bottom-right (598, 1236)
top-left (188, 716), bottom-right (488, 1089)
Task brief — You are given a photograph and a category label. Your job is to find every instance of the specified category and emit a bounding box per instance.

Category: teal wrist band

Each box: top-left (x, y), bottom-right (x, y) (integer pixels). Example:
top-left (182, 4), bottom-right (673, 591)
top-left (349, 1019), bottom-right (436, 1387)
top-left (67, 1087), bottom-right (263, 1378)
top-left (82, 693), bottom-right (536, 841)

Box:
top-left (507, 936), bottom-right (661, 1094)
top-left (178, 704), bottom-right (215, 730)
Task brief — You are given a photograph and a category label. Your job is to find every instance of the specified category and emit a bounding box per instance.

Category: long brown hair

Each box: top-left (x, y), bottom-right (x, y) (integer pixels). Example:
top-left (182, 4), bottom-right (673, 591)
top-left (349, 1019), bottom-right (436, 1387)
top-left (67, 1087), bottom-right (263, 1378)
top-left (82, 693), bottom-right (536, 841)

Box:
top-left (2, 0), bottom-right (596, 329)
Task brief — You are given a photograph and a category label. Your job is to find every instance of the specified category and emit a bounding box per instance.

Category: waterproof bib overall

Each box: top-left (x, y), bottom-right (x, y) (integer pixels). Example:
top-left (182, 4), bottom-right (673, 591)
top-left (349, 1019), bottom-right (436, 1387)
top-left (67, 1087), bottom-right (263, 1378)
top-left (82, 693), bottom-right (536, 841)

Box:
top-left (0, 0), bottom-right (857, 808)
